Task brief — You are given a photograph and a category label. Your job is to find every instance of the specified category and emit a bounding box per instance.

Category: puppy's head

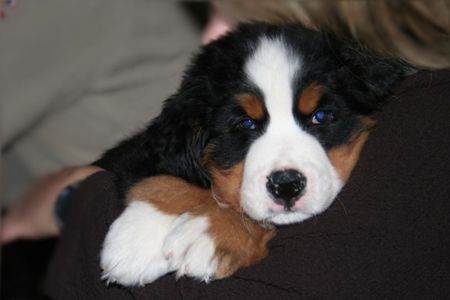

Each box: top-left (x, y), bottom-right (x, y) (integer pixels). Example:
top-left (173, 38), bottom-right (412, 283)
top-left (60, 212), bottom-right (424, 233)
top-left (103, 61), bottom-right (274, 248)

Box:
top-left (172, 24), bottom-right (407, 225)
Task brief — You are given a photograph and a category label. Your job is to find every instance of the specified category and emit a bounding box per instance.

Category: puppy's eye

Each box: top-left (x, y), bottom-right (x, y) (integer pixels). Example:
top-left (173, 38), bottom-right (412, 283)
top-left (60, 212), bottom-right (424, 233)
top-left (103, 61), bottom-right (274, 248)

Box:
top-left (240, 118), bottom-right (256, 130)
top-left (311, 110), bottom-right (334, 125)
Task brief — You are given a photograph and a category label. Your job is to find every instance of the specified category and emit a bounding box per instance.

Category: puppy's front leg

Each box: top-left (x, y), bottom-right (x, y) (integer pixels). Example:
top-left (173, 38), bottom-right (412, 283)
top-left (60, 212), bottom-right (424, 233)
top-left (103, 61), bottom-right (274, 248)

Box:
top-left (163, 201), bottom-right (275, 282)
top-left (100, 200), bottom-right (176, 286)
top-left (100, 175), bottom-right (274, 286)
top-left (100, 176), bottom-right (209, 286)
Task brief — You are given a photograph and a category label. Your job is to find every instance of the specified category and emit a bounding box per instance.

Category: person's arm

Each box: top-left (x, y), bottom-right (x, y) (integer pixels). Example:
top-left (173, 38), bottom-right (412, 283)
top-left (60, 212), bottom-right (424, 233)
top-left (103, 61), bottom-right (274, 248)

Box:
top-left (0, 165), bottom-right (102, 245)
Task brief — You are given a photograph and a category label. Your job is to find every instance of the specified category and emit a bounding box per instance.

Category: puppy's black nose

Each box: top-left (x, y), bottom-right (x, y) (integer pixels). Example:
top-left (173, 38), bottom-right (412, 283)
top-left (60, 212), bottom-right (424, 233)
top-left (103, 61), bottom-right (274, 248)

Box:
top-left (266, 169), bottom-right (307, 207)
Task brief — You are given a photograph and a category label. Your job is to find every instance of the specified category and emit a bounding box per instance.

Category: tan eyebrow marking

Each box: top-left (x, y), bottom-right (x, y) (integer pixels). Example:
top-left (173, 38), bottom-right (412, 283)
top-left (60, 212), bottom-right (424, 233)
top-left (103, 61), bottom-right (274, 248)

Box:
top-left (298, 84), bottom-right (325, 115)
top-left (237, 94), bottom-right (265, 120)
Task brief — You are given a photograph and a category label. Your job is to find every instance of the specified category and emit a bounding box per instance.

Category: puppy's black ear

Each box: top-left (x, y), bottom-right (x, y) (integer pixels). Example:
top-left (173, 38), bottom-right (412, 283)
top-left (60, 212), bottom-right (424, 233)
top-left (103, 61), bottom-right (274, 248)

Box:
top-left (94, 90), bottom-right (211, 194)
top-left (333, 36), bottom-right (412, 110)
top-left (150, 92), bottom-right (211, 186)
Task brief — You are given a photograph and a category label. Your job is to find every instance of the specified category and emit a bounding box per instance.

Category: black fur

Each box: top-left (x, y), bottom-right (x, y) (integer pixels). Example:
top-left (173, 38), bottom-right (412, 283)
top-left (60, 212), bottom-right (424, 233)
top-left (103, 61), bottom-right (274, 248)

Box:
top-left (94, 23), bottom-right (409, 195)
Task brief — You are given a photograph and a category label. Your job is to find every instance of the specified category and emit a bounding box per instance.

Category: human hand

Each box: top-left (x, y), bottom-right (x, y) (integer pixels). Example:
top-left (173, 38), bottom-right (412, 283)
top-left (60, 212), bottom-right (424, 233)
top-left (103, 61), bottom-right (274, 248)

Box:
top-left (0, 165), bottom-right (102, 245)
top-left (202, 4), bottom-right (233, 45)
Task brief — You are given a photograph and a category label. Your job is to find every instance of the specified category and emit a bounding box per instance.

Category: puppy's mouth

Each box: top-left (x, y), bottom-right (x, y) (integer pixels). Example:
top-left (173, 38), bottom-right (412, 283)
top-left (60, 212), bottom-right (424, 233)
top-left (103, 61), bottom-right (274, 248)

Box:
top-left (267, 195), bottom-right (309, 214)
top-left (265, 204), bottom-right (315, 225)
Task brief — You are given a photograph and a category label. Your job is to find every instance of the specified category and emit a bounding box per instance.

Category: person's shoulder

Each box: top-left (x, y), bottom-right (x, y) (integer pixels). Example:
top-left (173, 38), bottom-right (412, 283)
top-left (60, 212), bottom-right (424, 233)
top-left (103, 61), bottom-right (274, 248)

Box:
top-left (395, 69), bottom-right (450, 95)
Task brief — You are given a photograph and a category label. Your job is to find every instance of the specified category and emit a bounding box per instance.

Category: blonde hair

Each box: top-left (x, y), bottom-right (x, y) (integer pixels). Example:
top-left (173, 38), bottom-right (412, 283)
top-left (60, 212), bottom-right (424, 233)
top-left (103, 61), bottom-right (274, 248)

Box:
top-left (214, 0), bottom-right (450, 69)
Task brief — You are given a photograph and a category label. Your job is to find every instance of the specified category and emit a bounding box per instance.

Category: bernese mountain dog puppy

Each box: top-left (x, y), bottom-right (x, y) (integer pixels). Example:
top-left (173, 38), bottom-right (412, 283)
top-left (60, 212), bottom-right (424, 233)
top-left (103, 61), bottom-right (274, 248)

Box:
top-left (97, 23), bottom-right (408, 286)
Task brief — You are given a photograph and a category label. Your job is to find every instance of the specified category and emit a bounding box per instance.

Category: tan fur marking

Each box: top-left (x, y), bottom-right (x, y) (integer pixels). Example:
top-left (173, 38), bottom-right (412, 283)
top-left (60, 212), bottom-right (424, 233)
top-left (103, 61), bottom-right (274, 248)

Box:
top-left (237, 94), bottom-right (264, 120)
top-left (208, 162), bottom-right (244, 212)
top-left (298, 84), bottom-right (324, 115)
top-left (328, 118), bottom-right (376, 182)
top-left (126, 173), bottom-right (275, 279)
top-left (190, 202), bottom-right (275, 279)
top-left (203, 160), bottom-right (275, 278)
top-left (126, 176), bottom-right (210, 215)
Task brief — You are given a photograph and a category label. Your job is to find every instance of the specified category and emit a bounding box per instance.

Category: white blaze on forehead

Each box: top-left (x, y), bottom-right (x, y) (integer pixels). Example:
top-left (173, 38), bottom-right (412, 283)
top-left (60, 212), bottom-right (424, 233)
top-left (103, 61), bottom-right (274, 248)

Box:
top-left (241, 37), bottom-right (342, 225)
top-left (245, 37), bottom-right (300, 121)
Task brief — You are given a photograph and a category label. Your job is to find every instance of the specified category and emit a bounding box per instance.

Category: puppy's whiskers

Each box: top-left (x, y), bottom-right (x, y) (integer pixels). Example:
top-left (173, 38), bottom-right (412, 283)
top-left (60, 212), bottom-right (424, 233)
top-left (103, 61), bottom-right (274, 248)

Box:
top-left (211, 186), bottom-right (230, 209)
top-left (239, 209), bottom-right (254, 234)
top-left (257, 218), bottom-right (272, 229)
top-left (336, 196), bottom-right (349, 218)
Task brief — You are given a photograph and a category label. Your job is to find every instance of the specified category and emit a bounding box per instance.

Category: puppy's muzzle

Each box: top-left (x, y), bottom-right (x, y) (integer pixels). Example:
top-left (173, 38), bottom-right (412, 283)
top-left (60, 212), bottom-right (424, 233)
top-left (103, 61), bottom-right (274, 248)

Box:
top-left (266, 169), bottom-right (307, 209)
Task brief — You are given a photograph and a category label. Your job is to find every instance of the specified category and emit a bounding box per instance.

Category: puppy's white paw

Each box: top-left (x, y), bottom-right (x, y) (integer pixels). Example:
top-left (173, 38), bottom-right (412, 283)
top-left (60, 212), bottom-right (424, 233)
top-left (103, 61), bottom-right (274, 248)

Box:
top-left (100, 201), bottom-right (176, 286)
top-left (163, 213), bottom-right (218, 282)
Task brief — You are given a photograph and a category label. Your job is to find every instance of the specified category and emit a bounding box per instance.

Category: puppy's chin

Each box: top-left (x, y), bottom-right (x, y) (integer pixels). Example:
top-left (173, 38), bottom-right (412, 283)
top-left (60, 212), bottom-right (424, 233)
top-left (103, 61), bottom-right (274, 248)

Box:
top-left (240, 190), bottom-right (341, 226)
top-left (268, 211), bottom-right (314, 225)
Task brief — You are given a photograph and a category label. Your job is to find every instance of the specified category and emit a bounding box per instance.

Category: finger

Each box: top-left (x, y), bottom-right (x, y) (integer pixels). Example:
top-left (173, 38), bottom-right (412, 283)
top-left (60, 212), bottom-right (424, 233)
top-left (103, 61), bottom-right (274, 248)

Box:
top-left (201, 8), bottom-right (232, 45)
top-left (0, 218), bottom-right (21, 245)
